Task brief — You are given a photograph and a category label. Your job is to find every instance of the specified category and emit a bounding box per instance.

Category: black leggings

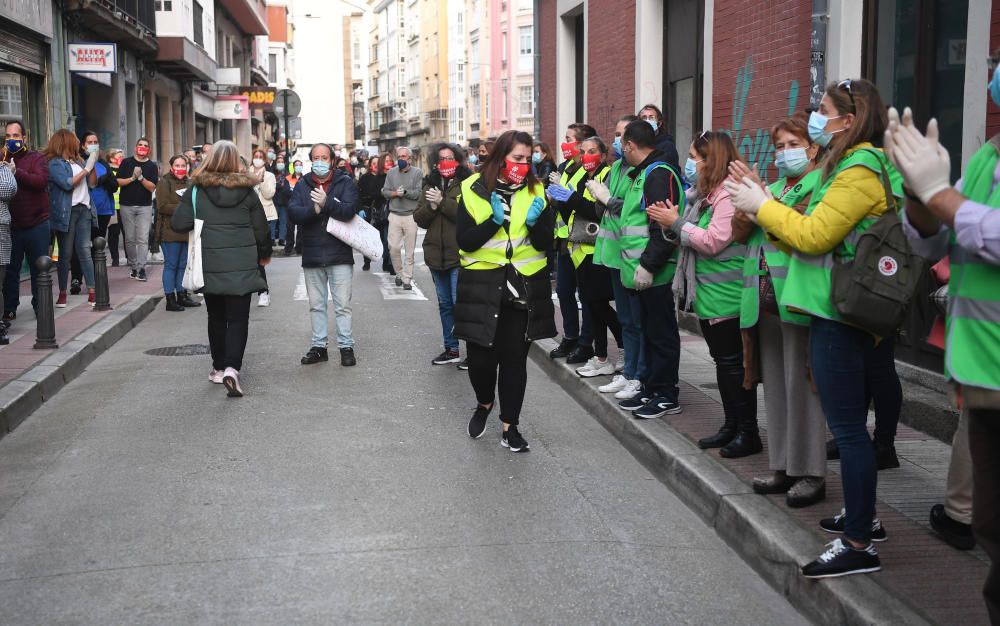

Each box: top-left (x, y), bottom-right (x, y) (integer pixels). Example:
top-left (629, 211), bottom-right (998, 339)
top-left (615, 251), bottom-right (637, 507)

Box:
top-left (700, 317), bottom-right (758, 431)
top-left (204, 293), bottom-right (252, 371)
top-left (467, 304), bottom-right (531, 426)
top-left (585, 299), bottom-right (623, 358)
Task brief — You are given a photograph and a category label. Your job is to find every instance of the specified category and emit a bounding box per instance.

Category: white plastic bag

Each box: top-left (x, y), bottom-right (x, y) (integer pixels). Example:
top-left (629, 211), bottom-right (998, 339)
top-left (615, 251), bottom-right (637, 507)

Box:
top-left (182, 187), bottom-right (205, 292)
top-left (326, 214), bottom-right (383, 259)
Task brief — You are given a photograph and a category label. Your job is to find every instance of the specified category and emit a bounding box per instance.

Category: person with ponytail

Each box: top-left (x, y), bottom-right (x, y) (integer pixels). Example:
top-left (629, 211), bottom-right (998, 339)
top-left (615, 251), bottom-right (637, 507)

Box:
top-left (454, 130), bottom-right (556, 453)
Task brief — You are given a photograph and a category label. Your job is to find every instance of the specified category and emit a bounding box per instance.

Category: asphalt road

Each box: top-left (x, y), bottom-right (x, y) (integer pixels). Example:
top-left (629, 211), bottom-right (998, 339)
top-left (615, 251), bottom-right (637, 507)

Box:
top-left (0, 252), bottom-right (806, 624)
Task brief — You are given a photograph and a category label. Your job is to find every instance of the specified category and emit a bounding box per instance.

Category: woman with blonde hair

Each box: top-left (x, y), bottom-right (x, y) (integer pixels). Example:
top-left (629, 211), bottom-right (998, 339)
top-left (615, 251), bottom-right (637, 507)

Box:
top-left (171, 140), bottom-right (272, 397)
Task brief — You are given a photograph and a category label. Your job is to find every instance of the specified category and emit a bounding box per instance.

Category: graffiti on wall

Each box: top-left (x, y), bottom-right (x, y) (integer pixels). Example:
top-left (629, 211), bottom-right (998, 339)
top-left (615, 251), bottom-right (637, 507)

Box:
top-left (719, 57), bottom-right (801, 182)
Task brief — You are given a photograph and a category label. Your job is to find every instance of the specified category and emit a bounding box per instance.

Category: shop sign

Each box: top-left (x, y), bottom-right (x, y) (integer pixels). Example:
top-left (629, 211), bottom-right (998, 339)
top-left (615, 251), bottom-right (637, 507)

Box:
top-left (214, 96), bottom-right (250, 120)
top-left (235, 86), bottom-right (276, 111)
top-left (68, 43), bottom-right (117, 73)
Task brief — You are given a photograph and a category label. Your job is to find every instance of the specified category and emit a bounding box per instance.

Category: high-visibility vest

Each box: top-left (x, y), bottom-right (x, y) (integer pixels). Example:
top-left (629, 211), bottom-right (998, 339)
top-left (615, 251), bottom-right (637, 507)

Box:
top-left (617, 161), bottom-right (681, 289)
top-left (944, 141), bottom-right (1000, 390)
top-left (568, 164), bottom-right (611, 269)
top-left (693, 199), bottom-right (746, 319)
top-left (780, 148), bottom-right (903, 322)
top-left (555, 161), bottom-right (586, 239)
top-left (459, 173), bottom-right (548, 276)
top-left (739, 169), bottom-right (821, 328)
top-left (594, 159), bottom-right (633, 270)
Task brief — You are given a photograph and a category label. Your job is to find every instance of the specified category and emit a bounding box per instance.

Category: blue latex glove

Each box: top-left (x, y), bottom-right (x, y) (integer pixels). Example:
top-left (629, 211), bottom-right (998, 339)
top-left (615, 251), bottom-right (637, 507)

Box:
top-left (489, 192), bottom-right (505, 225)
top-left (358, 210), bottom-right (367, 221)
top-left (525, 197), bottom-right (546, 227)
top-left (546, 184), bottom-right (573, 202)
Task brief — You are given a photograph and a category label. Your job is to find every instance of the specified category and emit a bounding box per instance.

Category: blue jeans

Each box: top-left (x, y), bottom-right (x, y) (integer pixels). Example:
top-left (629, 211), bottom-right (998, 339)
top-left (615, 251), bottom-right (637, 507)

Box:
top-left (276, 205), bottom-right (288, 241)
top-left (611, 268), bottom-right (646, 380)
top-left (160, 241), bottom-right (188, 294)
top-left (556, 251), bottom-right (591, 344)
top-left (636, 282), bottom-right (680, 400)
top-left (55, 204), bottom-right (95, 292)
top-left (304, 264), bottom-right (353, 349)
top-left (3, 220), bottom-right (51, 315)
top-left (430, 267), bottom-right (459, 351)
top-left (809, 316), bottom-right (879, 543)
top-left (268, 219), bottom-right (278, 240)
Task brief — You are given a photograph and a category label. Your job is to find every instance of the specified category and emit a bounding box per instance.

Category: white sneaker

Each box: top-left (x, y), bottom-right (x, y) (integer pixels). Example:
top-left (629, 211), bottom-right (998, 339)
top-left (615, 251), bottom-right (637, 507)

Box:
top-left (615, 360), bottom-right (624, 373)
top-left (577, 357), bottom-right (616, 378)
top-left (209, 369), bottom-right (225, 384)
top-left (258, 292), bottom-right (270, 307)
top-left (223, 367), bottom-right (243, 397)
top-left (614, 378), bottom-right (642, 399)
top-left (598, 374), bottom-right (628, 393)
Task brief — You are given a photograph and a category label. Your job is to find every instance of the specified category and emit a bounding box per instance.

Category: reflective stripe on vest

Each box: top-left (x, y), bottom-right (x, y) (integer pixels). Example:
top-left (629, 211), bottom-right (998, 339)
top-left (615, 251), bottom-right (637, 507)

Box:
top-left (693, 201), bottom-right (744, 319)
top-left (459, 173), bottom-right (548, 276)
top-left (594, 159), bottom-right (633, 269)
top-left (569, 165), bottom-right (611, 268)
top-left (617, 162), bottom-right (682, 289)
top-left (555, 163), bottom-right (586, 239)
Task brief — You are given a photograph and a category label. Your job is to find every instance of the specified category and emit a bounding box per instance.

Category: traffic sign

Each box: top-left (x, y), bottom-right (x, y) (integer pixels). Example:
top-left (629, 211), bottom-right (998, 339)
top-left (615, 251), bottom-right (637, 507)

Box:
top-left (274, 89), bottom-right (301, 117)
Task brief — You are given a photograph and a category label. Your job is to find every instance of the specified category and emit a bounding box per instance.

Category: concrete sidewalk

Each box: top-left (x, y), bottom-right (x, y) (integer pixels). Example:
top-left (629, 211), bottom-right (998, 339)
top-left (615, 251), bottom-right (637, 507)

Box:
top-left (531, 329), bottom-right (990, 625)
top-left (0, 264), bottom-right (163, 436)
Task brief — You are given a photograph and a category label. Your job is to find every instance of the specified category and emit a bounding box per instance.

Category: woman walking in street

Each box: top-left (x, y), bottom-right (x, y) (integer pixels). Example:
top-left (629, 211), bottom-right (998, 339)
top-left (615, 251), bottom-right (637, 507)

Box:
top-left (726, 78), bottom-right (903, 578)
top-left (414, 142), bottom-right (471, 366)
top-left (250, 148), bottom-right (276, 307)
top-left (171, 140), bottom-right (272, 398)
top-left (455, 130), bottom-right (556, 452)
top-left (46, 129), bottom-right (98, 308)
top-left (155, 155), bottom-right (199, 311)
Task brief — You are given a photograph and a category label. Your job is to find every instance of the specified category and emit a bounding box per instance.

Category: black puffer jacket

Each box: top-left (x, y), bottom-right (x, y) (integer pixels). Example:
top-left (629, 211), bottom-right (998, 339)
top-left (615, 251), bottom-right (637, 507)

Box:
top-left (171, 171), bottom-right (271, 296)
top-left (287, 170), bottom-right (360, 268)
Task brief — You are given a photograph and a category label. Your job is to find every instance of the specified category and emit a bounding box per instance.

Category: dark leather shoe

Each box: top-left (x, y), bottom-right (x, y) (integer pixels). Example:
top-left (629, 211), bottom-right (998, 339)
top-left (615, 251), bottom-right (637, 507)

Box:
top-left (548, 337), bottom-right (577, 359)
top-left (178, 292), bottom-right (202, 307)
top-left (301, 347), bottom-right (329, 365)
top-left (720, 431), bottom-right (763, 458)
top-left (565, 345), bottom-right (594, 365)
top-left (875, 442), bottom-right (900, 470)
top-left (826, 438), bottom-right (840, 460)
top-left (698, 427), bottom-right (736, 449)
top-left (340, 347), bottom-right (357, 366)
top-left (752, 471), bottom-right (796, 494)
top-left (930, 504), bottom-right (976, 550)
top-left (786, 477), bottom-right (826, 508)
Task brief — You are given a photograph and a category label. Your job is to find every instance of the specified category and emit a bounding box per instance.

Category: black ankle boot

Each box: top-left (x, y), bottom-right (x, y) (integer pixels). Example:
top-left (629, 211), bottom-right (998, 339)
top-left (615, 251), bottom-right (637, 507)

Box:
top-left (720, 430), bottom-right (763, 458)
top-left (549, 337), bottom-right (577, 359)
top-left (698, 421), bottom-right (736, 449)
top-left (165, 293), bottom-right (184, 311)
top-left (178, 291), bottom-right (202, 307)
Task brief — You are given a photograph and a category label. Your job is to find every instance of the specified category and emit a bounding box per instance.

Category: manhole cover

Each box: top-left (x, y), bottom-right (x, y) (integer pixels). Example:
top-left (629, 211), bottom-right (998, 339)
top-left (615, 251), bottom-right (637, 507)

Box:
top-left (144, 344), bottom-right (211, 357)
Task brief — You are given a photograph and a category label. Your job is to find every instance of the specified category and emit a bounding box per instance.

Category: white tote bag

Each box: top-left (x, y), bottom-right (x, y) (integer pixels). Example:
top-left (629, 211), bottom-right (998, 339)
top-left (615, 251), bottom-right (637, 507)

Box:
top-left (326, 214), bottom-right (383, 259)
top-left (182, 186), bottom-right (205, 292)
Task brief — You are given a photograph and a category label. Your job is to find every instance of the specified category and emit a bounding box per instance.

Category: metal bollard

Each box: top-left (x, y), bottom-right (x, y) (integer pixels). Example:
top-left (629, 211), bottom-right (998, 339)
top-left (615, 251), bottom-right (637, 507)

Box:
top-left (33, 256), bottom-right (58, 349)
top-left (92, 237), bottom-right (112, 311)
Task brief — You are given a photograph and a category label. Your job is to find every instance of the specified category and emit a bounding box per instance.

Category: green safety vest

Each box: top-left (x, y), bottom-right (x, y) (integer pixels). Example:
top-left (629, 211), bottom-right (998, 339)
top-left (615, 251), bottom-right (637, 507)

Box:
top-left (693, 200), bottom-right (746, 319)
top-left (780, 148), bottom-right (903, 322)
top-left (739, 169), bottom-right (821, 328)
top-left (459, 173), bottom-right (548, 276)
top-left (594, 159), bottom-right (633, 270)
top-left (568, 164), bottom-right (611, 269)
top-left (616, 162), bottom-right (681, 289)
top-left (555, 162), bottom-right (586, 239)
top-left (944, 141), bottom-right (1000, 390)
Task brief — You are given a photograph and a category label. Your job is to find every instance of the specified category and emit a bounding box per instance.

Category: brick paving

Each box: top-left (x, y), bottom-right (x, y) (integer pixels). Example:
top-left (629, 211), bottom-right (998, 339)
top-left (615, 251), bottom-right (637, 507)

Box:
top-left (0, 265), bottom-right (163, 388)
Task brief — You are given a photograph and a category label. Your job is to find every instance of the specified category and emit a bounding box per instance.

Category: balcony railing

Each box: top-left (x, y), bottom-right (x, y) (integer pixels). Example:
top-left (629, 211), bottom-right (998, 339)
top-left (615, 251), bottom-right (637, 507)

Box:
top-left (67, 0), bottom-right (158, 55)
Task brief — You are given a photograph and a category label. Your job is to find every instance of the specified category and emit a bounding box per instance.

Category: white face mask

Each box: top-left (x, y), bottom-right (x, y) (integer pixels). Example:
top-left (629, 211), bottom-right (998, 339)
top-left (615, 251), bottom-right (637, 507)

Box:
top-left (252, 158), bottom-right (265, 168)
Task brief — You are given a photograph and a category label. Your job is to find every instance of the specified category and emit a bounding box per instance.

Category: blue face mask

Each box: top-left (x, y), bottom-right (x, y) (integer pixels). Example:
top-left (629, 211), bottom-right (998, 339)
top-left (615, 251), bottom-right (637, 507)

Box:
top-left (990, 67), bottom-right (1000, 107)
top-left (532, 152), bottom-right (542, 164)
top-left (684, 157), bottom-right (700, 183)
top-left (775, 147), bottom-right (810, 178)
top-left (397, 159), bottom-right (408, 170)
top-left (645, 119), bottom-right (658, 132)
top-left (808, 111), bottom-right (842, 148)
top-left (311, 160), bottom-right (331, 177)
top-left (5, 138), bottom-right (23, 153)
top-left (468, 154), bottom-right (478, 165)
top-left (612, 137), bottom-right (623, 160)
top-left (266, 151), bottom-right (276, 161)
top-left (294, 165), bottom-right (303, 175)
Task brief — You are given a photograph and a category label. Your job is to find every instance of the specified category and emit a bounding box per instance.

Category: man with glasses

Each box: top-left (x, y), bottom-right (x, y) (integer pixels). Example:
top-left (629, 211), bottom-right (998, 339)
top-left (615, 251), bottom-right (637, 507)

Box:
top-left (115, 138), bottom-right (159, 281)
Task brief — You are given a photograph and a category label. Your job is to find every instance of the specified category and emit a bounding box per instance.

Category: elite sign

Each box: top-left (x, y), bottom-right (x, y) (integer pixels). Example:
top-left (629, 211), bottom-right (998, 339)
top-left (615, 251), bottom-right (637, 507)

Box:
top-left (68, 43), bottom-right (117, 73)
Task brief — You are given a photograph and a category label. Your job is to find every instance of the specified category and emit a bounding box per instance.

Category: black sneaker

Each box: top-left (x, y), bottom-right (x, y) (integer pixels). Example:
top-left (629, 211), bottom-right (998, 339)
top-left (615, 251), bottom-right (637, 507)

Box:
top-left (137, 269), bottom-right (147, 282)
top-left (403, 283), bottom-right (412, 291)
top-left (130, 269), bottom-right (138, 280)
top-left (2, 310), bottom-right (15, 322)
top-left (501, 426), bottom-right (530, 452)
top-left (801, 539), bottom-right (880, 578)
top-left (468, 405), bottom-right (492, 439)
top-left (362, 259), bottom-right (371, 271)
top-left (875, 442), bottom-right (900, 470)
top-left (395, 276), bottom-right (403, 286)
top-left (457, 358), bottom-right (470, 371)
top-left (70, 279), bottom-right (81, 295)
top-left (432, 349), bottom-right (461, 365)
top-left (632, 395), bottom-right (682, 419)
top-left (618, 388), bottom-right (650, 411)
top-left (929, 504), bottom-right (976, 550)
top-left (301, 346), bottom-right (329, 365)
top-left (819, 509), bottom-right (888, 542)
top-left (565, 344), bottom-right (594, 365)
top-left (340, 347), bottom-right (357, 366)
top-left (548, 337), bottom-right (577, 359)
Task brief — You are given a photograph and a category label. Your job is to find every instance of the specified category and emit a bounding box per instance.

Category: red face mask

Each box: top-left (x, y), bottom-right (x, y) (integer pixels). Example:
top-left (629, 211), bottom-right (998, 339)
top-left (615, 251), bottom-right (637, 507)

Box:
top-left (438, 159), bottom-right (458, 178)
top-left (136, 145), bottom-right (149, 157)
top-left (385, 161), bottom-right (395, 170)
top-left (561, 141), bottom-right (579, 160)
top-left (501, 160), bottom-right (530, 185)
top-left (172, 167), bottom-right (188, 178)
top-left (581, 153), bottom-right (603, 172)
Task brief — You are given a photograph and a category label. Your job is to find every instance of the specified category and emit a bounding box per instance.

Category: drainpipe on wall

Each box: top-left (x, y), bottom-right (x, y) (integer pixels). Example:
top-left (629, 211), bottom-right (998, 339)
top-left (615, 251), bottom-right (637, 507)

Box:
top-left (533, 0), bottom-right (541, 141)
top-left (810, 0), bottom-right (828, 109)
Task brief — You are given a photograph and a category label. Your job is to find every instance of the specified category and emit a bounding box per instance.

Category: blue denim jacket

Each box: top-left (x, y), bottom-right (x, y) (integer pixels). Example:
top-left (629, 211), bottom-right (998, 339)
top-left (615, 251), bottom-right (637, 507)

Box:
top-left (47, 158), bottom-right (76, 232)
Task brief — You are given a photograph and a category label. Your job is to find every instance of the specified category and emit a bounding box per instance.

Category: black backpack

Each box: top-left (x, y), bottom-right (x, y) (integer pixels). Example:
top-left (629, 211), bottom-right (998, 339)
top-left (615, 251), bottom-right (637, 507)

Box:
top-left (829, 155), bottom-right (925, 336)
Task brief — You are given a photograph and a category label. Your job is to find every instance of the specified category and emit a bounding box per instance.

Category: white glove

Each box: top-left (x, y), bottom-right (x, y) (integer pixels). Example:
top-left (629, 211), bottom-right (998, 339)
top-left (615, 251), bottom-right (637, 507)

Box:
top-left (425, 187), bottom-right (443, 208)
top-left (723, 176), bottom-right (769, 215)
top-left (310, 187), bottom-right (327, 214)
top-left (585, 180), bottom-right (611, 206)
top-left (84, 150), bottom-right (99, 172)
top-left (633, 265), bottom-right (653, 291)
top-left (884, 106), bottom-right (951, 205)
top-left (548, 171), bottom-right (561, 186)
top-left (132, 166), bottom-right (143, 181)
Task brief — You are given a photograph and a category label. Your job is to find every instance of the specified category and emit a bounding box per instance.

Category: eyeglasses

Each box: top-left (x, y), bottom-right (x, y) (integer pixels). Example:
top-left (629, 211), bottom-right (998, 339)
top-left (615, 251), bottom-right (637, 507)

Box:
top-left (837, 79), bottom-right (856, 110)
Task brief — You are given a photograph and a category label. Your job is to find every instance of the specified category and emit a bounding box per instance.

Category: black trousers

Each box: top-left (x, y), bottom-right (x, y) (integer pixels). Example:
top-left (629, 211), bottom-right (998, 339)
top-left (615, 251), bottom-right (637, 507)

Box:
top-left (204, 293), bottom-right (252, 371)
top-left (636, 283), bottom-right (681, 400)
top-left (587, 299), bottom-right (623, 359)
top-left (700, 317), bottom-right (758, 432)
top-left (467, 304), bottom-right (531, 426)
top-left (970, 407), bottom-right (1000, 623)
